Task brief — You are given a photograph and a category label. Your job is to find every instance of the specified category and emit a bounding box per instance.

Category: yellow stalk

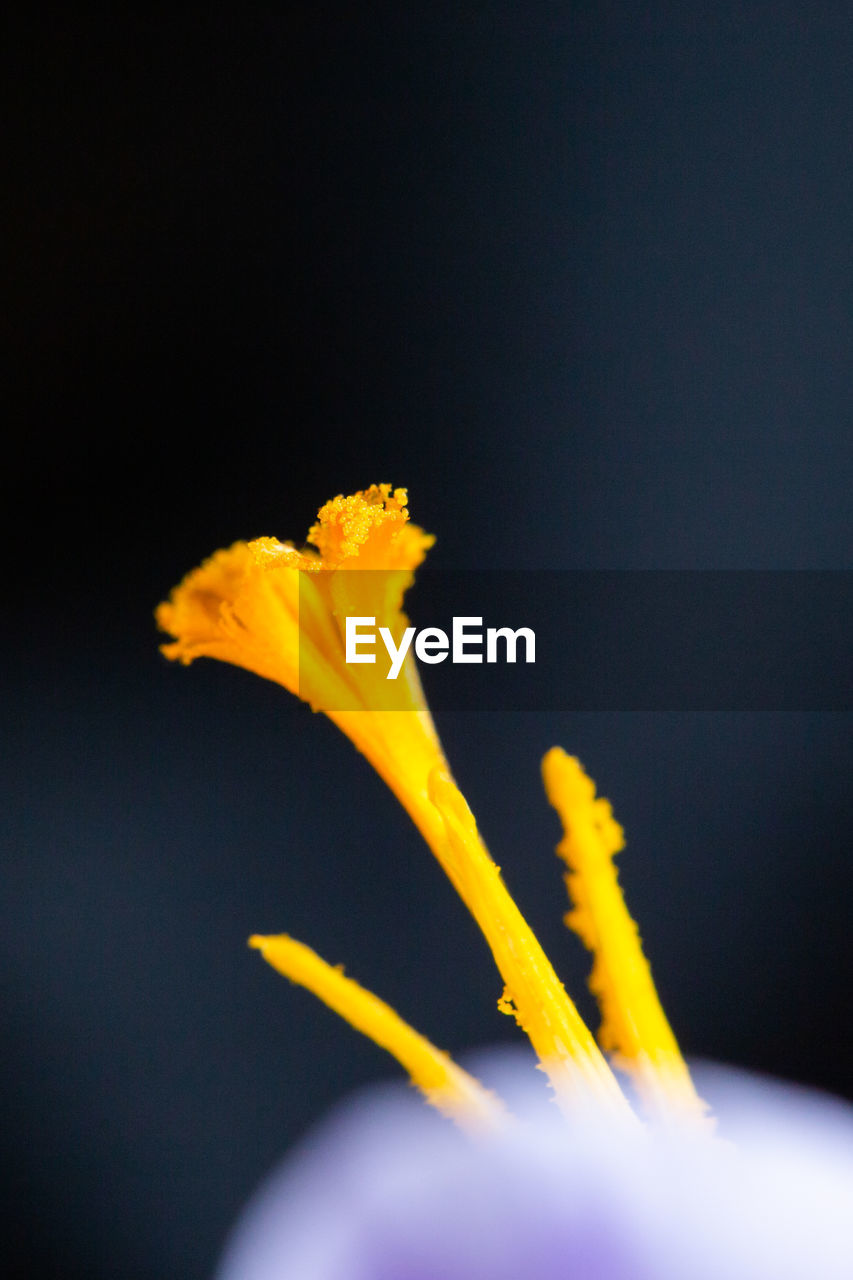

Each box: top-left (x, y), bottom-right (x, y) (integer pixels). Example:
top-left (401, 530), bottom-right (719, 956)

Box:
top-left (428, 771), bottom-right (636, 1124)
top-left (542, 748), bottom-right (708, 1128)
top-left (250, 934), bottom-right (503, 1133)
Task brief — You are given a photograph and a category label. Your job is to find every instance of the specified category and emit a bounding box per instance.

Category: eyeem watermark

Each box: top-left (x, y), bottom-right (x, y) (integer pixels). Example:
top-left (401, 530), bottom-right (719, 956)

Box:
top-left (345, 616), bottom-right (536, 680)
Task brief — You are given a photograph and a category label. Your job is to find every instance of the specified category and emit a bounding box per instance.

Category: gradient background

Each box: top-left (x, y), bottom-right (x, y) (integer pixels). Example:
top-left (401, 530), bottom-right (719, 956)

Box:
top-left (5, 8), bottom-right (852, 1279)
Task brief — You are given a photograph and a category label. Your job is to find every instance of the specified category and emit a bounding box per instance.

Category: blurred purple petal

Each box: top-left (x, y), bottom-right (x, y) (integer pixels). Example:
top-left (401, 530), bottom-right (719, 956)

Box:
top-left (216, 1055), bottom-right (853, 1280)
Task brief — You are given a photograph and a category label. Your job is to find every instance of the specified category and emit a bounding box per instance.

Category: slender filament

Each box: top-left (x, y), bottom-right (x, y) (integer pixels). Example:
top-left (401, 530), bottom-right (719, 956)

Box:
top-left (250, 933), bottom-right (504, 1133)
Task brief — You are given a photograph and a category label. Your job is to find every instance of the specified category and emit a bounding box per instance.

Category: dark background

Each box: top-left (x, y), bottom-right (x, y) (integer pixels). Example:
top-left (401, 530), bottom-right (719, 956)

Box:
top-left (4, 7), bottom-right (852, 1279)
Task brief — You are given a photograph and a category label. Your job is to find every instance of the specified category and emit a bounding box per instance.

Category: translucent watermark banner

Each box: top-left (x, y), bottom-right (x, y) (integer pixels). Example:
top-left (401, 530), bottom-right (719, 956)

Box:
top-left (297, 570), bottom-right (852, 712)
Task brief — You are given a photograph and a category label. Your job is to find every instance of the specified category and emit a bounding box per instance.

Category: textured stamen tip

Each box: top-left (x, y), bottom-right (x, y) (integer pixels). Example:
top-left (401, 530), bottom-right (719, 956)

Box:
top-left (542, 746), bottom-right (710, 1130)
top-left (248, 932), bottom-right (504, 1133)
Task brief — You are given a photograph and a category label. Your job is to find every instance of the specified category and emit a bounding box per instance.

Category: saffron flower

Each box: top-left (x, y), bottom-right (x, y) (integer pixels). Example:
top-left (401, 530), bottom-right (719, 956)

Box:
top-left (158, 485), bottom-right (853, 1277)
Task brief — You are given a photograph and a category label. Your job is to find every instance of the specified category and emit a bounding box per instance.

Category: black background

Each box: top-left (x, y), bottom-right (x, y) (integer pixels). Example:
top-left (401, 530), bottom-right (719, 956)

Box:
top-left (4, 8), bottom-right (853, 1279)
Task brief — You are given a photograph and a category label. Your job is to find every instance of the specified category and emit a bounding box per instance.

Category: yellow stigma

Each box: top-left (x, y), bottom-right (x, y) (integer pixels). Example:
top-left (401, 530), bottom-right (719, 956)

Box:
top-left (249, 934), bottom-right (503, 1133)
top-left (156, 484), bottom-right (448, 848)
top-left (159, 484), bottom-right (705, 1131)
top-left (542, 748), bottom-right (708, 1128)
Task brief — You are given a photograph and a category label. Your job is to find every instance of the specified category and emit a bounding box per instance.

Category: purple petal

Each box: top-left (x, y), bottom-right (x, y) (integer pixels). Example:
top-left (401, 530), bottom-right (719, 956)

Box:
top-left (216, 1056), bottom-right (853, 1280)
